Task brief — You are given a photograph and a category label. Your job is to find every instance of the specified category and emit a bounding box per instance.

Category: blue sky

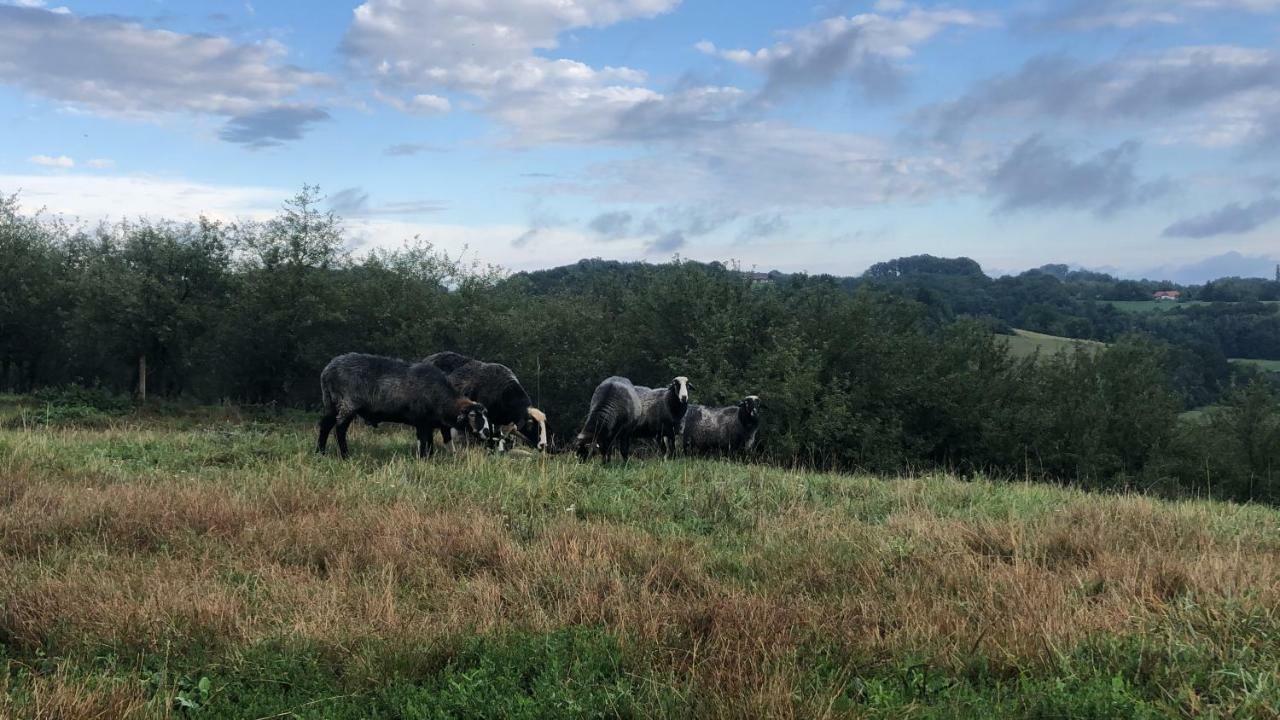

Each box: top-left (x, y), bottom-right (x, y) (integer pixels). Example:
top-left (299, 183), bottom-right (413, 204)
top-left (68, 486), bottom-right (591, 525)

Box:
top-left (2, 0), bottom-right (1279, 279)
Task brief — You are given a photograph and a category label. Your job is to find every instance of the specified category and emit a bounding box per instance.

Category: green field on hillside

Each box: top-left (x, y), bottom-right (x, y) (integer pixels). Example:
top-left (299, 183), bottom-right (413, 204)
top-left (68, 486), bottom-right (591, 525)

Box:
top-left (1106, 300), bottom-right (1280, 314)
top-left (1230, 358), bottom-right (1280, 372)
top-left (1105, 300), bottom-right (1207, 313)
top-left (1001, 329), bottom-right (1106, 359)
top-left (2, 399), bottom-right (1278, 719)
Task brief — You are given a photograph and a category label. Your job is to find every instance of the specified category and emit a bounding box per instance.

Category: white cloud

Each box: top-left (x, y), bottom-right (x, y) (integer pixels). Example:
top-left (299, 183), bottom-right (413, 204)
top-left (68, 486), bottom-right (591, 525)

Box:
top-left (343, 0), bottom-right (745, 145)
top-left (28, 154), bottom-right (74, 168)
top-left (375, 91), bottom-right (452, 115)
top-left (917, 46), bottom-right (1280, 149)
top-left (9, 0), bottom-right (69, 9)
top-left (1, 173), bottom-right (286, 222)
top-left (698, 7), bottom-right (990, 101)
top-left (1044, 0), bottom-right (1280, 29)
top-left (0, 5), bottom-right (328, 147)
top-left (574, 122), bottom-right (970, 211)
top-left (85, 158), bottom-right (114, 169)
top-left (0, 6), bottom-right (326, 118)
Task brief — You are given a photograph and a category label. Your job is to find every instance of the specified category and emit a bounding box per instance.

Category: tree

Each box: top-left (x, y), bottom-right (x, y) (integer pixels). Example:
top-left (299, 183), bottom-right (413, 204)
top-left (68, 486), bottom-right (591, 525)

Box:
top-left (221, 186), bottom-right (348, 404)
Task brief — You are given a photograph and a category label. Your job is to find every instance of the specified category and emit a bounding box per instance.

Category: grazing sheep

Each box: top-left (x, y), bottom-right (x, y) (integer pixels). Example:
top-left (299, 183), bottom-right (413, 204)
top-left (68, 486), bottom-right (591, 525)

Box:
top-left (574, 376), bottom-right (642, 463)
top-left (316, 352), bottom-right (491, 459)
top-left (423, 351), bottom-right (548, 452)
top-left (681, 395), bottom-right (761, 457)
top-left (631, 376), bottom-right (691, 457)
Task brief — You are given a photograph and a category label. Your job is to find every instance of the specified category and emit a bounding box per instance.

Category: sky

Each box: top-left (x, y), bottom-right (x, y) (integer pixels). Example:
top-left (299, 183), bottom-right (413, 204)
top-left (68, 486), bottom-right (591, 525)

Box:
top-left (2, 0), bottom-right (1279, 281)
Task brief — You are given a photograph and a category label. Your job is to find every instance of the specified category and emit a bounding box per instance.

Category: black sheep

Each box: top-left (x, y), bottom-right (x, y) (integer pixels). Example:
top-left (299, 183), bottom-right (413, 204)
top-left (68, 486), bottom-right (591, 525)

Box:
top-left (631, 376), bottom-right (691, 457)
top-left (422, 351), bottom-right (548, 452)
top-left (574, 376), bottom-right (642, 463)
top-left (681, 395), bottom-right (761, 457)
top-left (316, 352), bottom-right (491, 459)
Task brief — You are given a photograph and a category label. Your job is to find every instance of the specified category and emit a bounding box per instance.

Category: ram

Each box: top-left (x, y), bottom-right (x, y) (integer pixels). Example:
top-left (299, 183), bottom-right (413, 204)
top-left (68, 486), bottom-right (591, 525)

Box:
top-left (631, 376), bottom-right (691, 457)
top-left (424, 351), bottom-right (548, 452)
top-left (681, 395), bottom-right (762, 457)
top-left (574, 376), bottom-right (642, 463)
top-left (316, 353), bottom-right (490, 459)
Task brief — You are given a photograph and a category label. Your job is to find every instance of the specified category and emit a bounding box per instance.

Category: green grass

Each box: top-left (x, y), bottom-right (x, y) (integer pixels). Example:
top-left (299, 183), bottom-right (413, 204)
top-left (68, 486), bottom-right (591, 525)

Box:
top-left (1106, 300), bottom-right (1280, 314)
top-left (2, 398), bottom-right (1278, 718)
top-left (1230, 358), bottom-right (1280, 372)
top-left (1105, 300), bottom-right (1207, 314)
top-left (1001, 329), bottom-right (1106, 359)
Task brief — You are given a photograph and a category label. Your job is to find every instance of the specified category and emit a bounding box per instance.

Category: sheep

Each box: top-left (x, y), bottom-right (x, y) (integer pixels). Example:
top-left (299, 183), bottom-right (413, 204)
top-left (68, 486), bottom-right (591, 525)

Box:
top-left (316, 352), bottom-right (491, 459)
top-left (681, 395), bottom-right (761, 457)
top-left (422, 351), bottom-right (548, 452)
top-left (574, 376), bottom-right (642, 463)
top-left (630, 376), bottom-right (691, 457)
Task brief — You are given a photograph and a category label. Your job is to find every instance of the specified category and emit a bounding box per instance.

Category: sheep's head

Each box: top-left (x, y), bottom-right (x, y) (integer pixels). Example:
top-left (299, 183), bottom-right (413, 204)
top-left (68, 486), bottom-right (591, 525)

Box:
top-left (518, 407), bottom-right (549, 452)
top-left (671, 376), bottom-right (691, 405)
top-left (739, 395), bottom-right (761, 421)
top-left (456, 402), bottom-right (491, 441)
top-left (574, 433), bottom-right (595, 462)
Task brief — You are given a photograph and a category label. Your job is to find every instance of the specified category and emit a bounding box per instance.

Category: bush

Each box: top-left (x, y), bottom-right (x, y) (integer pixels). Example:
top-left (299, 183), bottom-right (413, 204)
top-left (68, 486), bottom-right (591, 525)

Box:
top-left (7, 385), bottom-right (134, 427)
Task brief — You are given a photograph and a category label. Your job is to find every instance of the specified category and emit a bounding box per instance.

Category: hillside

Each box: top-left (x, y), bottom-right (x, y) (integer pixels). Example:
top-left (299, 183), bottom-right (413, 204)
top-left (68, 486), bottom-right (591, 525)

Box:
top-left (1001, 329), bottom-right (1106, 359)
top-left (1230, 358), bottom-right (1280, 373)
top-left (2, 403), bottom-right (1278, 718)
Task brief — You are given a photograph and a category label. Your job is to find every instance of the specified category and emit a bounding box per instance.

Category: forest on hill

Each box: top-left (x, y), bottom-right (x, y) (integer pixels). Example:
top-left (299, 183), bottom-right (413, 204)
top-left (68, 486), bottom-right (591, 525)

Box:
top-left (3, 189), bottom-right (1279, 503)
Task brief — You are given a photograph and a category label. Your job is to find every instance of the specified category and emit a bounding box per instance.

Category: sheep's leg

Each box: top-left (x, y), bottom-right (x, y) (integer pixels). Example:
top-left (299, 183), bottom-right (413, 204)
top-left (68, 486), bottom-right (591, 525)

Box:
top-left (334, 411), bottom-right (356, 459)
top-left (416, 424), bottom-right (434, 459)
top-left (599, 430), bottom-right (615, 464)
top-left (316, 412), bottom-right (337, 454)
top-left (619, 433), bottom-right (632, 463)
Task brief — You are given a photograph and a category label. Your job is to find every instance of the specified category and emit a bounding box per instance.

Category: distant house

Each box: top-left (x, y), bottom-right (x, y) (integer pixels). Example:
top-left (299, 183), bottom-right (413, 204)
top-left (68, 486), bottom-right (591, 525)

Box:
top-left (743, 272), bottom-right (775, 285)
top-left (1153, 290), bottom-right (1181, 301)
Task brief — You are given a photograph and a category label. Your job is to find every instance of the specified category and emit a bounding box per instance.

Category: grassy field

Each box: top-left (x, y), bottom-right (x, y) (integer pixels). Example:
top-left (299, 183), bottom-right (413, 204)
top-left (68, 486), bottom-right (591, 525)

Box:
top-left (1105, 300), bottom-right (1280, 314)
top-left (1104, 300), bottom-right (1208, 314)
top-left (1230, 358), bottom-right (1280, 373)
top-left (1001, 329), bottom-right (1106, 359)
top-left (2, 398), bottom-right (1279, 718)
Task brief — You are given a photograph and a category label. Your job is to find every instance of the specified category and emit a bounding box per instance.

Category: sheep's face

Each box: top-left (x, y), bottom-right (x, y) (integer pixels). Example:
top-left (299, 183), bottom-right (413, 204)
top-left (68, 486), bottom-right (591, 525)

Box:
top-left (739, 395), bottom-right (761, 420)
top-left (518, 408), bottom-right (549, 452)
top-left (671, 376), bottom-right (691, 405)
top-left (457, 402), bottom-right (491, 440)
top-left (574, 435), bottom-right (595, 462)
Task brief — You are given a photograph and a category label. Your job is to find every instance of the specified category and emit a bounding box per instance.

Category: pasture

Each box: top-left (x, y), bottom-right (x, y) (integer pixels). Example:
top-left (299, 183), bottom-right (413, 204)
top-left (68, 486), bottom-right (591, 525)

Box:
top-left (1000, 329), bottom-right (1105, 359)
top-left (1230, 358), bottom-right (1280, 373)
top-left (1105, 299), bottom-right (1280, 314)
top-left (1, 399), bottom-right (1278, 718)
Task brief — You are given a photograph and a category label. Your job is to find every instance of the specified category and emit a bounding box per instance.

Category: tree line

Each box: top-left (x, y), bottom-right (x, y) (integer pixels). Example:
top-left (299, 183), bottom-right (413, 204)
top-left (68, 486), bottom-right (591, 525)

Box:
top-left (2, 189), bottom-right (1278, 503)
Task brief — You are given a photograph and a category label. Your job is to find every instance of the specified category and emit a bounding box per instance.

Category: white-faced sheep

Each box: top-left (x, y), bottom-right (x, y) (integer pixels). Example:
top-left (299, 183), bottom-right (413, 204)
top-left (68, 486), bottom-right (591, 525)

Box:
top-left (631, 376), bottom-right (691, 457)
top-left (316, 353), bottom-right (491, 459)
top-left (423, 351), bottom-right (548, 452)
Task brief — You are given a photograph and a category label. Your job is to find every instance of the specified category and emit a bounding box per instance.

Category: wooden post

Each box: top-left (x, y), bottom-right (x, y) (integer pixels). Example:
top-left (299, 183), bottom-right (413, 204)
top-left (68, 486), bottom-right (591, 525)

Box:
top-left (138, 353), bottom-right (147, 403)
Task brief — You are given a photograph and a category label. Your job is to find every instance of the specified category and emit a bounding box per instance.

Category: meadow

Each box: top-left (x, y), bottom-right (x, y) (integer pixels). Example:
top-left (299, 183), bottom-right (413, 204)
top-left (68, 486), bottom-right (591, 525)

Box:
top-left (1230, 358), bottom-right (1280, 373)
top-left (1000, 329), bottom-right (1105, 360)
top-left (1104, 299), bottom-right (1280, 314)
top-left (1, 398), bottom-right (1279, 718)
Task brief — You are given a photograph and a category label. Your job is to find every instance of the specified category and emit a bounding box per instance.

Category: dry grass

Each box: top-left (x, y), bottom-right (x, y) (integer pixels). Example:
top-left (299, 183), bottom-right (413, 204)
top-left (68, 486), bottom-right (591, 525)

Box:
top-left (1, 412), bottom-right (1278, 717)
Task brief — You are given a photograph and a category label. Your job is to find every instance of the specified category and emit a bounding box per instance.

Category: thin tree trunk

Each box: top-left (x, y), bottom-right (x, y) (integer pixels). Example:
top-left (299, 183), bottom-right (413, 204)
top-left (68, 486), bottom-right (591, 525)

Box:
top-left (138, 353), bottom-right (147, 403)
